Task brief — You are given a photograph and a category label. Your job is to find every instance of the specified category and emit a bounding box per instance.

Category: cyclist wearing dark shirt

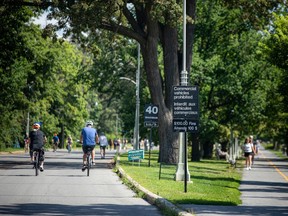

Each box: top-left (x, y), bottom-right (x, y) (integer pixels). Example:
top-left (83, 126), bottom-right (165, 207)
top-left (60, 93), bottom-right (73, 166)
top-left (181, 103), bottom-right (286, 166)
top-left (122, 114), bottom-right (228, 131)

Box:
top-left (80, 120), bottom-right (99, 171)
top-left (52, 133), bottom-right (59, 152)
top-left (29, 122), bottom-right (47, 171)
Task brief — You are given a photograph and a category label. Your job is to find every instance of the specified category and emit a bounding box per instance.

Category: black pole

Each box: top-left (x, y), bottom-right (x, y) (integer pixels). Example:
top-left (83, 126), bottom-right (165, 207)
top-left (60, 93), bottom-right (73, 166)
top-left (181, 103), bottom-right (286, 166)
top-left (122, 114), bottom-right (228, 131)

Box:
top-left (184, 132), bottom-right (187, 192)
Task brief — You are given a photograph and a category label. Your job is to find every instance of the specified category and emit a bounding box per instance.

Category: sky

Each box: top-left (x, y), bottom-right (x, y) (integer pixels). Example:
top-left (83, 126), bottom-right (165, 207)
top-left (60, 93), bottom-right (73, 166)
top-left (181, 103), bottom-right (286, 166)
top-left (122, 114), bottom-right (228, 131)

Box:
top-left (31, 11), bottom-right (63, 37)
top-left (32, 11), bottom-right (54, 28)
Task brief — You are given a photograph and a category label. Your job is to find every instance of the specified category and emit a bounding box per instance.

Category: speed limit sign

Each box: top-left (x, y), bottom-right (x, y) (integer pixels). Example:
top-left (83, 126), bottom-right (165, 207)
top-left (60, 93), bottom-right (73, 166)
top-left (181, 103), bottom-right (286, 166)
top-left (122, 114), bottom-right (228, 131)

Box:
top-left (144, 104), bottom-right (159, 127)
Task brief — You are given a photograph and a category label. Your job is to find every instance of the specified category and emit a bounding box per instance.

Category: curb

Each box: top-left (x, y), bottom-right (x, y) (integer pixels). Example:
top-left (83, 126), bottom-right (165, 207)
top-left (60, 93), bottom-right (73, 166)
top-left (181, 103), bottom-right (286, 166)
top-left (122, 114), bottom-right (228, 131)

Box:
top-left (117, 166), bottom-right (193, 216)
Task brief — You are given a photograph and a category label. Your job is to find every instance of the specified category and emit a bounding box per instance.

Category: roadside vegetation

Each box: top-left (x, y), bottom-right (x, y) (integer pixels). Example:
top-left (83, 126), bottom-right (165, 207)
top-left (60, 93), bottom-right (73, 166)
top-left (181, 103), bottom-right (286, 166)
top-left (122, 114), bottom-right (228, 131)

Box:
top-left (117, 150), bottom-right (242, 206)
top-left (1, 1), bottom-right (288, 163)
top-left (262, 143), bottom-right (288, 159)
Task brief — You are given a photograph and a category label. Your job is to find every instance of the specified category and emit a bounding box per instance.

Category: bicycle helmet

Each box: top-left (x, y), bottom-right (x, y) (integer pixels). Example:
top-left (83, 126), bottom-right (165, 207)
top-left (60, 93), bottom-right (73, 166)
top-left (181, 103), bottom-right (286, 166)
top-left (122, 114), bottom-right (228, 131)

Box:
top-left (33, 122), bottom-right (40, 129)
top-left (86, 120), bottom-right (93, 126)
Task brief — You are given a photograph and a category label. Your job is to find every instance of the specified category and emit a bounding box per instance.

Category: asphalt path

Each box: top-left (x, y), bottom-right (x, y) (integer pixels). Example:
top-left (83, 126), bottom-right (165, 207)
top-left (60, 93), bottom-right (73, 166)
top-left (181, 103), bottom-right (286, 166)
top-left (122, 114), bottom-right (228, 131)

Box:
top-left (181, 145), bottom-right (288, 216)
top-left (0, 148), bottom-right (163, 216)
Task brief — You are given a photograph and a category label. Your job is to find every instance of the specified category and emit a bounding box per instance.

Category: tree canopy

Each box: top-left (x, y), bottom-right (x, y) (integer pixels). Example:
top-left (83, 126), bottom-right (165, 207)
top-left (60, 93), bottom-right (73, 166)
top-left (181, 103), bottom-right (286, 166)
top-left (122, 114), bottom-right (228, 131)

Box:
top-left (1, 0), bottom-right (287, 163)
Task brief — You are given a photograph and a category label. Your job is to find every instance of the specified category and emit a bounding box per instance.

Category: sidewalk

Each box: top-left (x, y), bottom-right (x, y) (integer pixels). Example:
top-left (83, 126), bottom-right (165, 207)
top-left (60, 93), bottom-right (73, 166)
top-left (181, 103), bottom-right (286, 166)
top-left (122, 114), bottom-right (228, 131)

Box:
top-left (178, 145), bottom-right (288, 216)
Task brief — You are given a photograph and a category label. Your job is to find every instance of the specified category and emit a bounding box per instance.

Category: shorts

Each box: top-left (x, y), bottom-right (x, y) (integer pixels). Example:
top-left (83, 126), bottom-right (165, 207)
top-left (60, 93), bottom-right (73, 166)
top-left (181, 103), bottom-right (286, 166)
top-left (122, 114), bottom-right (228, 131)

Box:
top-left (32, 148), bottom-right (45, 161)
top-left (100, 145), bottom-right (107, 150)
top-left (244, 152), bottom-right (252, 157)
top-left (82, 145), bottom-right (95, 154)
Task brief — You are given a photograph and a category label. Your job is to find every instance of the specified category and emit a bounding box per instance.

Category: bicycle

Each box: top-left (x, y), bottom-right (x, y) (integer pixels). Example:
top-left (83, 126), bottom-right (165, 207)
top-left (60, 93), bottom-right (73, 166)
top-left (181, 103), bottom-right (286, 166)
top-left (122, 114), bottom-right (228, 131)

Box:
top-left (32, 149), bottom-right (41, 176)
top-left (86, 147), bottom-right (93, 176)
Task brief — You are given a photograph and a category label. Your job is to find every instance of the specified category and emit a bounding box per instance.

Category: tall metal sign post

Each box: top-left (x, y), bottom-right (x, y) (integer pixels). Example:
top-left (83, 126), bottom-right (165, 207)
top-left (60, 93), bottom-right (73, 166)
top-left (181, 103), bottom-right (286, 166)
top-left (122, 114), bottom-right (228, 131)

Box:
top-left (135, 43), bottom-right (141, 150)
top-left (174, 0), bottom-right (199, 193)
top-left (175, 0), bottom-right (189, 185)
top-left (173, 86), bottom-right (199, 192)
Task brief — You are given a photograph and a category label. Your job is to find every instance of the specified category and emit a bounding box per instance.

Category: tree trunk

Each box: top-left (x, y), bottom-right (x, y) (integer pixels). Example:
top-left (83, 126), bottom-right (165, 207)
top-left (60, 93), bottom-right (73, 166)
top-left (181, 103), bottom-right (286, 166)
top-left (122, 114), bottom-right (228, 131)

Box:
top-left (186, 0), bottom-right (197, 71)
top-left (187, 0), bottom-right (200, 161)
top-left (203, 140), bottom-right (214, 159)
top-left (60, 123), bottom-right (65, 149)
top-left (191, 133), bottom-right (200, 161)
top-left (141, 16), bottom-right (179, 164)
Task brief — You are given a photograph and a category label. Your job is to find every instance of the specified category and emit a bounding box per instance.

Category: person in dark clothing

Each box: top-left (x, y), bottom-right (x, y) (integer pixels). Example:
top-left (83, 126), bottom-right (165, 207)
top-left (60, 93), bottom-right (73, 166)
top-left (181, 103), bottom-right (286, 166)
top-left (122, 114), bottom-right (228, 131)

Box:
top-left (29, 122), bottom-right (47, 171)
top-left (52, 133), bottom-right (59, 152)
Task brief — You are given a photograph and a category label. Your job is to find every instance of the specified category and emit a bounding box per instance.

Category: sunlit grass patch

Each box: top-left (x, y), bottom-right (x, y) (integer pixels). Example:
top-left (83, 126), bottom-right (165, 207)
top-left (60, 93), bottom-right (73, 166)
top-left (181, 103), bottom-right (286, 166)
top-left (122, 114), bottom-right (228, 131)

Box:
top-left (118, 150), bottom-right (242, 206)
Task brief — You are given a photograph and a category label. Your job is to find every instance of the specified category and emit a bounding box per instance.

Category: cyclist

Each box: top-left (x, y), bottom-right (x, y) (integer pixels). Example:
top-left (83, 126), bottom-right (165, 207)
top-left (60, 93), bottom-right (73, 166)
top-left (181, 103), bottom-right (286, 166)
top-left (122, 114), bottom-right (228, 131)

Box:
top-left (29, 122), bottom-right (47, 171)
top-left (52, 133), bottom-right (59, 152)
top-left (80, 120), bottom-right (99, 171)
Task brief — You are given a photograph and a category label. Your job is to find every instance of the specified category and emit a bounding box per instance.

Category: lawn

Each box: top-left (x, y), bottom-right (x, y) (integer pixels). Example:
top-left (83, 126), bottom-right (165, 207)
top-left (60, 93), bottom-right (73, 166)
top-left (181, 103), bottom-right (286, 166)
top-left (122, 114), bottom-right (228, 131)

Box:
top-left (117, 150), bottom-right (242, 206)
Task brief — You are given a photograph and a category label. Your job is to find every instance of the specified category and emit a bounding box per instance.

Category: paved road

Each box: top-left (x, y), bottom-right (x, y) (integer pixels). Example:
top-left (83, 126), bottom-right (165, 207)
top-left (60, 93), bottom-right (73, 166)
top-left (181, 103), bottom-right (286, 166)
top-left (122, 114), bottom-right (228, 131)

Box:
top-left (1, 146), bottom-right (287, 216)
top-left (181, 145), bottom-right (288, 216)
top-left (0, 148), bottom-right (162, 216)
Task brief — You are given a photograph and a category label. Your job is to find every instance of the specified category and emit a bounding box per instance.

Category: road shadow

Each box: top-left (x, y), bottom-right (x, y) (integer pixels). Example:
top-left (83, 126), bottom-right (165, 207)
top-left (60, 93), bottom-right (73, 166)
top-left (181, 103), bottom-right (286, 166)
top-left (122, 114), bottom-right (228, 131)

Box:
top-left (181, 204), bottom-right (288, 216)
top-left (0, 203), bottom-right (161, 216)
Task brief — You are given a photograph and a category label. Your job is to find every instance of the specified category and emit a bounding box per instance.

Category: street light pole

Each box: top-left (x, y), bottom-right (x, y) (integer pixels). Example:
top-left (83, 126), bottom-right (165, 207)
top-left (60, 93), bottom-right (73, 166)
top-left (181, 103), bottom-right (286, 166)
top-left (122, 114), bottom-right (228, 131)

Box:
top-left (135, 43), bottom-right (140, 150)
top-left (26, 112), bottom-right (30, 135)
top-left (119, 43), bottom-right (141, 150)
top-left (120, 76), bottom-right (137, 149)
top-left (175, 0), bottom-right (191, 183)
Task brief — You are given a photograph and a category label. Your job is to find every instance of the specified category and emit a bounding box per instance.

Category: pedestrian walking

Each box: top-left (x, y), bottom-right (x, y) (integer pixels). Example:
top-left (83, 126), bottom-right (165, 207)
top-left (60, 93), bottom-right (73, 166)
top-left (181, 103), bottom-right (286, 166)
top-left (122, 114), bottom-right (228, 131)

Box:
top-left (99, 132), bottom-right (108, 159)
top-left (24, 133), bottom-right (29, 153)
top-left (113, 138), bottom-right (120, 153)
top-left (66, 135), bottom-right (73, 153)
top-left (243, 137), bottom-right (254, 170)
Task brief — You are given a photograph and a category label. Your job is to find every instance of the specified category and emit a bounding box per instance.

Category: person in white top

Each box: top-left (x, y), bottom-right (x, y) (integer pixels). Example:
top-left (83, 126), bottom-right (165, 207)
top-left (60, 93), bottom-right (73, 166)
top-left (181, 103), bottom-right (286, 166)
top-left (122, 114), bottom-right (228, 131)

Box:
top-left (99, 132), bottom-right (108, 159)
top-left (243, 137), bottom-right (255, 170)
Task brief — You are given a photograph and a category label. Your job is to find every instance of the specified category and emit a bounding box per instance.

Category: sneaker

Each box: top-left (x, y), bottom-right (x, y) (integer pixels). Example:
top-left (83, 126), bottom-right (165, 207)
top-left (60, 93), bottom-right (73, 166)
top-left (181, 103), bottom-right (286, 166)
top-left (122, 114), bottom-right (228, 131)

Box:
top-left (39, 166), bottom-right (44, 172)
top-left (82, 165), bottom-right (87, 172)
top-left (246, 167), bottom-right (249, 170)
top-left (249, 167), bottom-right (252, 170)
top-left (92, 161), bottom-right (95, 165)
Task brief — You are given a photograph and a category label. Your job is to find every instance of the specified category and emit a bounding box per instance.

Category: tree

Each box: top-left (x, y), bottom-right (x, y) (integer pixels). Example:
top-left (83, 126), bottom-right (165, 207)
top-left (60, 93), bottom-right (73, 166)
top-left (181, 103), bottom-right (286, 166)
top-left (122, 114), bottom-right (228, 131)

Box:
top-left (44, 0), bottom-right (287, 162)
top-left (46, 0), bottom-right (198, 163)
top-left (261, 14), bottom-right (288, 154)
top-left (191, 1), bottom-right (286, 158)
top-left (0, 4), bottom-right (90, 148)
top-left (3, 0), bottom-right (286, 162)
top-left (0, 5), bottom-right (35, 148)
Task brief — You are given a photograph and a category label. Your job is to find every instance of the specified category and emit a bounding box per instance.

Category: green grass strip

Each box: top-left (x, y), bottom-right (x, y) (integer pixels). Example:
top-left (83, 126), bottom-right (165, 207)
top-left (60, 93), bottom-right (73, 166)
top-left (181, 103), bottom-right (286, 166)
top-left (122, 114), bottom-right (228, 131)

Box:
top-left (118, 150), bottom-right (242, 206)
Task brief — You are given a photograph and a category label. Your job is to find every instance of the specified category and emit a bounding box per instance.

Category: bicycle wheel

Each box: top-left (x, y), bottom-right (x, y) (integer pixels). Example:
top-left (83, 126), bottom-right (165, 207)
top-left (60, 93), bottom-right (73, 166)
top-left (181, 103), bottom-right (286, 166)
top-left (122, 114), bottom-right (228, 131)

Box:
top-left (34, 152), bottom-right (38, 176)
top-left (87, 153), bottom-right (90, 176)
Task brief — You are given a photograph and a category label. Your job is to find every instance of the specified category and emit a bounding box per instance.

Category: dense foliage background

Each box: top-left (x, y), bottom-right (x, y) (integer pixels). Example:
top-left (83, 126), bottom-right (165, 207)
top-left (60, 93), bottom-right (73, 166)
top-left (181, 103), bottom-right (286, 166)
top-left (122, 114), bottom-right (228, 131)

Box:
top-left (0, 1), bottom-right (287, 157)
